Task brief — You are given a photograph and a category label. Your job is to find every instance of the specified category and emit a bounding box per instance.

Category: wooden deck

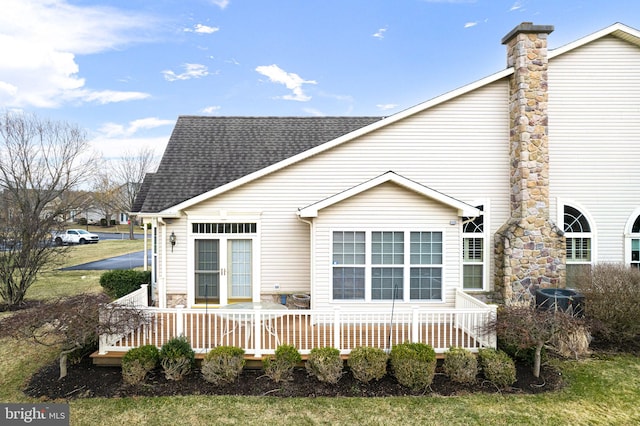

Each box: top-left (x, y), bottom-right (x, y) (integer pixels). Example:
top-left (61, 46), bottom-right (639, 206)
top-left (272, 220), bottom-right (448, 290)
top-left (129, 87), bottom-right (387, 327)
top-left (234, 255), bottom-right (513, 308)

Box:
top-left (94, 308), bottom-right (493, 366)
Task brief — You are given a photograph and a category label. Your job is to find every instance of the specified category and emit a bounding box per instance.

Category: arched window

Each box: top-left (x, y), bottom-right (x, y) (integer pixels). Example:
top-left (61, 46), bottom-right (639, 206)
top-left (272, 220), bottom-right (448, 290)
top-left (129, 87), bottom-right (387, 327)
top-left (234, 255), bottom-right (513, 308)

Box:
top-left (626, 213), bottom-right (640, 269)
top-left (564, 205), bottom-right (592, 286)
top-left (462, 205), bottom-right (485, 291)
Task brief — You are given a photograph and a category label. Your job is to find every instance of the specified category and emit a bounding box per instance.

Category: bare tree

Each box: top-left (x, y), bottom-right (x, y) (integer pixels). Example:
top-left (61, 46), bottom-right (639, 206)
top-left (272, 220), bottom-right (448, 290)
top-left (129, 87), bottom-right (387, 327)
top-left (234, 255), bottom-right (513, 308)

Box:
top-left (0, 292), bottom-right (150, 378)
top-left (110, 148), bottom-right (157, 239)
top-left (493, 304), bottom-right (588, 378)
top-left (92, 169), bottom-right (120, 227)
top-left (0, 111), bottom-right (98, 306)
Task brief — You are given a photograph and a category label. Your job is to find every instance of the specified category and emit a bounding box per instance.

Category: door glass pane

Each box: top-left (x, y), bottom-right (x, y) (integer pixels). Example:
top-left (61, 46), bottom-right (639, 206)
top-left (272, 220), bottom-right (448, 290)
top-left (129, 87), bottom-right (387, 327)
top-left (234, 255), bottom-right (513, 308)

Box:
top-left (195, 239), bottom-right (219, 300)
top-left (229, 239), bottom-right (252, 298)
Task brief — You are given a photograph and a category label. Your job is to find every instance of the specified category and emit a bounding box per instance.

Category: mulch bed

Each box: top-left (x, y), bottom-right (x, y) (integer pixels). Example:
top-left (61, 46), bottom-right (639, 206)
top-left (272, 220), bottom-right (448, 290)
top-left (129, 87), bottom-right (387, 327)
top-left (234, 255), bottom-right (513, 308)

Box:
top-left (24, 357), bottom-right (564, 400)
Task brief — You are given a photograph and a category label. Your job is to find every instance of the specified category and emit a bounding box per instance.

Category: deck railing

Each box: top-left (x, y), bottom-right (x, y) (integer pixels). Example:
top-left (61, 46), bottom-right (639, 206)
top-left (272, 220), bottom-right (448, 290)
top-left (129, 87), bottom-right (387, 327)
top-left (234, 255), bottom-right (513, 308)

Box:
top-left (112, 284), bottom-right (149, 307)
top-left (99, 284), bottom-right (150, 350)
top-left (99, 294), bottom-right (497, 357)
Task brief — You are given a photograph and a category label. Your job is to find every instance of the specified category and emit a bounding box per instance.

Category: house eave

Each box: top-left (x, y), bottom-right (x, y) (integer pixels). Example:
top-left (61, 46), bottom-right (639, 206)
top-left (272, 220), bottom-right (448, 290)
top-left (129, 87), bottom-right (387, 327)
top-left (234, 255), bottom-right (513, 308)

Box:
top-left (132, 211), bottom-right (182, 219)
top-left (549, 22), bottom-right (640, 59)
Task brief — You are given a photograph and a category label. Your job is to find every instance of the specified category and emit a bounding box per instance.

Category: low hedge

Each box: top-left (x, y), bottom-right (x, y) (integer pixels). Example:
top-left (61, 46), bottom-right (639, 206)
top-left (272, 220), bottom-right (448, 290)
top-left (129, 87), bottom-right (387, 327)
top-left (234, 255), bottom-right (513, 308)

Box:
top-left (347, 346), bottom-right (388, 383)
top-left (201, 346), bottom-right (245, 385)
top-left (478, 348), bottom-right (516, 389)
top-left (100, 270), bottom-right (151, 299)
top-left (389, 342), bottom-right (436, 390)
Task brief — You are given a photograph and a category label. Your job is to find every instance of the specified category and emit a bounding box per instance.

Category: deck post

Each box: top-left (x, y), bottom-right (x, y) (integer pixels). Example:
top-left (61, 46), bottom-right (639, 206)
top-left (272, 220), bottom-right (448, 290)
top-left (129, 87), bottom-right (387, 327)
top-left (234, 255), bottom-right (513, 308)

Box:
top-left (176, 305), bottom-right (184, 336)
top-left (411, 306), bottom-right (420, 343)
top-left (253, 305), bottom-right (262, 357)
top-left (140, 284), bottom-right (149, 306)
top-left (333, 307), bottom-right (341, 351)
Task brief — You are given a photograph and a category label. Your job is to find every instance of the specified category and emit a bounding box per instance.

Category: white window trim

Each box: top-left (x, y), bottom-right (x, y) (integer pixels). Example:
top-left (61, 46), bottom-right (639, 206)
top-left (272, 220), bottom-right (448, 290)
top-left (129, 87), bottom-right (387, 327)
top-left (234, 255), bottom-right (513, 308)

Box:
top-left (623, 207), bottom-right (640, 268)
top-left (461, 200), bottom-right (489, 292)
top-left (329, 227), bottom-right (447, 304)
top-left (185, 214), bottom-right (261, 307)
top-left (557, 200), bottom-right (597, 264)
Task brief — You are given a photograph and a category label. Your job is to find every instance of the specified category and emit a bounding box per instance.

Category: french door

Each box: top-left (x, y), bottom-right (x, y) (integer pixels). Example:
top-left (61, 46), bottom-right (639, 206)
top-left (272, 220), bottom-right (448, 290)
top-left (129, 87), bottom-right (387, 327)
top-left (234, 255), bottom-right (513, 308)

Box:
top-left (195, 238), bottom-right (252, 304)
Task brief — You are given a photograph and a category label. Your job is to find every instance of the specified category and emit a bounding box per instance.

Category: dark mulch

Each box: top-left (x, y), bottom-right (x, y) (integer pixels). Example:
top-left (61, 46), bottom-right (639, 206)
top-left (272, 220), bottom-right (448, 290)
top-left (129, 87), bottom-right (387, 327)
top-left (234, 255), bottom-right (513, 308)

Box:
top-left (24, 357), bottom-right (564, 400)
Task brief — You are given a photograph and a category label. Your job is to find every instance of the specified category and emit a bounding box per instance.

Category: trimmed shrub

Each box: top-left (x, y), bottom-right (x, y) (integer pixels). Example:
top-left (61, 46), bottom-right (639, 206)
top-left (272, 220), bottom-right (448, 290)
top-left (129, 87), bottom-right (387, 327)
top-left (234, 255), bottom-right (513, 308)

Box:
top-left (389, 342), bottom-right (436, 391)
top-left (443, 347), bottom-right (478, 384)
top-left (201, 346), bottom-right (245, 385)
top-left (262, 344), bottom-right (301, 383)
top-left (100, 270), bottom-right (151, 299)
top-left (122, 345), bottom-right (160, 385)
top-left (478, 348), bottom-right (516, 389)
top-left (160, 336), bottom-right (195, 381)
top-left (574, 263), bottom-right (640, 345)
top-left (306, 347), bottom-right (343, 384)
top-left (347, 346), bottom-right (388, 383)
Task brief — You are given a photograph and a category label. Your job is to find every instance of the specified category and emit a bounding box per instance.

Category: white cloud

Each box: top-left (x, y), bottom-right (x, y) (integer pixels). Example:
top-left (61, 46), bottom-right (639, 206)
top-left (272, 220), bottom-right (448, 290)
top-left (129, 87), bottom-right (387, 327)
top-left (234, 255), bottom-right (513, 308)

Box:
top-left (464, 22), bottom-right (478, 28)
top-left (185, 24), bottom-right (220, 34)
top-left (92, 117), bottom-right (174, 159)
top-left (373, 27), bottom-right (388, 39)
top-left (162, 64), bottom-right (210, 82)
top-left (255, 64), bottom-right (317, 102)
top-left (0, 0), bottom-right (156, 108)
top-left (510, 1), bottom-right (524, 11)
top-left (202, 106), bottom-right (222, 114)
top-left (89, 135), bottom-right (170, 161)
top-left (303, 108), bottom-right (325, 117)
top-left (211, 0), bottom-right (230, 9)
top-left (67, 89), bottom-right (150, 105)
top-left (376, 103), bottom-right (398, 111)
top-left (98, 117), bottom-right (175, 137)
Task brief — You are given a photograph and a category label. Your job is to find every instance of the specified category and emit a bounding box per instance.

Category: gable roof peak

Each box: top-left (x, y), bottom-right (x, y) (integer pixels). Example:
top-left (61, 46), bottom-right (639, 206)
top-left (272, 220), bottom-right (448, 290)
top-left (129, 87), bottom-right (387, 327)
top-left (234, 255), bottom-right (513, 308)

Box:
top-left (298, 171), bottom-right (480, 218)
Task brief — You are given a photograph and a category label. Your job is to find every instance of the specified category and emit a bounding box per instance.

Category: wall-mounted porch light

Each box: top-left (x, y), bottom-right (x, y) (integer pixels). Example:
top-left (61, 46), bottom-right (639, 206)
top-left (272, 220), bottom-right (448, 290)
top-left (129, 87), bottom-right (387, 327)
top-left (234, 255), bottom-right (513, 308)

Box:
top-left (169, 231), bottom-right (176, 252)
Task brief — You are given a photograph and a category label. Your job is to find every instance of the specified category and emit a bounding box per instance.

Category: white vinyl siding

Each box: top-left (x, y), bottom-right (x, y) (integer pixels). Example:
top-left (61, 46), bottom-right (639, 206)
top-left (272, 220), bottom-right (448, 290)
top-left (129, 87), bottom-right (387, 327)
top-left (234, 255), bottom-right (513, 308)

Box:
top-left (313, 182), bottom-right (459, 310)
top-left (549, 36), bottom-right (640, 265)
top-left (145, 31), bottom-right (640, 308)
top-left (179, 83), bottom-right (510, 300)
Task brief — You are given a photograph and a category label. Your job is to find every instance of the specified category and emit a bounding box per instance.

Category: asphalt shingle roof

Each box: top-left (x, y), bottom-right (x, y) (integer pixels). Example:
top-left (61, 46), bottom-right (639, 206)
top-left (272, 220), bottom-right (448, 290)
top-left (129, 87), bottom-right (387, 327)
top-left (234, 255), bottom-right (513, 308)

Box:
top-left (134, 116), bottom-right (382, 213)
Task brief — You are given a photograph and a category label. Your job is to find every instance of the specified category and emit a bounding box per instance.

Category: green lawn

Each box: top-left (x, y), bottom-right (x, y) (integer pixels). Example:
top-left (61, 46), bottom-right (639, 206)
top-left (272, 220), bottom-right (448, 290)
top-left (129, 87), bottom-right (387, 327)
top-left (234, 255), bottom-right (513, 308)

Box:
top-left (1, 241), bottom-right (639, 425)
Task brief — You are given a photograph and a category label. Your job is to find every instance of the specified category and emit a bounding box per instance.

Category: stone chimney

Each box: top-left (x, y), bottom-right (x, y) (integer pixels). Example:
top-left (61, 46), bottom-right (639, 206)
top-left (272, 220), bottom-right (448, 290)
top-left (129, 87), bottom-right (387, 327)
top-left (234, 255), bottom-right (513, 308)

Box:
top-left (495, 23), bottom-right (566, 303)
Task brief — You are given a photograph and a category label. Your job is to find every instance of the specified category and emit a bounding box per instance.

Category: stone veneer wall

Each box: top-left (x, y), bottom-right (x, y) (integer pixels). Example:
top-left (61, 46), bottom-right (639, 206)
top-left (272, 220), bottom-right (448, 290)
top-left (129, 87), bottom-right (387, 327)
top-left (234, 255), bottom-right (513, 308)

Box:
top-left (494, 23), bottom-right (566, 303)
top-left (167, 293), bottom-right (187, 308)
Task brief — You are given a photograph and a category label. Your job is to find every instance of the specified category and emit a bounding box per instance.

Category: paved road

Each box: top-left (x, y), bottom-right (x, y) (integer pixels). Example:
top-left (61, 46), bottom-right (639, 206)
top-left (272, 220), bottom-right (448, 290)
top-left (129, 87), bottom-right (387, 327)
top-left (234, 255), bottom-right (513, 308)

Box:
top-left (61, 250), bottom-right (151, 271)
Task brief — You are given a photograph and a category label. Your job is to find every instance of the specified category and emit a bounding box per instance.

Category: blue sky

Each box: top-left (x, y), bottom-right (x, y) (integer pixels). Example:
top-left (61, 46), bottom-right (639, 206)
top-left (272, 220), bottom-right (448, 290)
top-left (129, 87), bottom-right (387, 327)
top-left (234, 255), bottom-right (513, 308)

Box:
top-left (1, 0), bottom-right (639, 160)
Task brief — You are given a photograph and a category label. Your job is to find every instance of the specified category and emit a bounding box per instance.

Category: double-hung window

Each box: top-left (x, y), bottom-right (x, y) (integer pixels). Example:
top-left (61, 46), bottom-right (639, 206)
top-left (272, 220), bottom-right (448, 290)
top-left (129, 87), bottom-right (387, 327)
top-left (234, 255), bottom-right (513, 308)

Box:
top-left (372, 232), bottom-right (404, 300)
top-left (564, 205), bottom-right (592, 287)
top-left (332, 231), bottom-right (366, 300)
top-left (333, 230), bottom-right (443, 301)
top-left (462, 206), bottom-right (485, 290)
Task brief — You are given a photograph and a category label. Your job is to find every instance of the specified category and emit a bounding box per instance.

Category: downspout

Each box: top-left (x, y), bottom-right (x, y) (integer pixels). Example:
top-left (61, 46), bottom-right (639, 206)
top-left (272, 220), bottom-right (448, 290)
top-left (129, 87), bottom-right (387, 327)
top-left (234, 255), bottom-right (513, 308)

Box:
top-left (296, 214), bottom-right (314, 309)
top-left (158, 218), bottom-right (168, 308)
